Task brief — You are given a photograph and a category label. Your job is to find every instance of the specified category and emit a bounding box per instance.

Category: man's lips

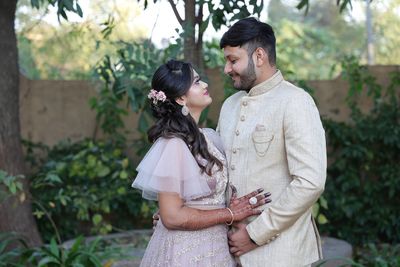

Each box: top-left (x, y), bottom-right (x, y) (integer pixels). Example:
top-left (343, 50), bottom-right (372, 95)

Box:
top-left (204, 90), bottom-right (209, 95)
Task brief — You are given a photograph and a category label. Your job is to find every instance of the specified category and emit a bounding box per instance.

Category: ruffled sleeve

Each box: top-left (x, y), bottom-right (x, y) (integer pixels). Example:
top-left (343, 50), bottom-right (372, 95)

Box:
top-left (131, 137), bottom-right (212, 201)
top-left (201, 128), bottom-right (225, 156)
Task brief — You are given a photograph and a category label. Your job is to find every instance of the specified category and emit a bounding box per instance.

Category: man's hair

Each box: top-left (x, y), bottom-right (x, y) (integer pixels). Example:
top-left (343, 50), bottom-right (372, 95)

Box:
top-left (220, 17), bottom-right (276, 66)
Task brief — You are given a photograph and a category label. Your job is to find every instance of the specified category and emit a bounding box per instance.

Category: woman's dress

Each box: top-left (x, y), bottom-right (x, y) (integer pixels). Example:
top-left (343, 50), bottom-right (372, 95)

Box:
top-left (132, 129), bottom-right (236, 267)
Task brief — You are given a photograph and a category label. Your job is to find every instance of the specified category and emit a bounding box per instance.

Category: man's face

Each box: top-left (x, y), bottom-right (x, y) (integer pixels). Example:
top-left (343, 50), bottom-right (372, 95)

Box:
top-left (223, 45), bottom-right (257, 92)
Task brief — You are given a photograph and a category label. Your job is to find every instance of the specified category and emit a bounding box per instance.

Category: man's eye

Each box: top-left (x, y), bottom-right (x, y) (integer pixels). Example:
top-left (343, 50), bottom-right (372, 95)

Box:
top-left (231, 60), bottom-right (237, 64)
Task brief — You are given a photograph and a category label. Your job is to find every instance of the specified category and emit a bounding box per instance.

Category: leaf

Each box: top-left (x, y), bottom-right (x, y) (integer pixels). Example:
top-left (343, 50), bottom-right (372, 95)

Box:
top-left (121, 158), bottom-right (129, 169)
top-left (97, 166), bottom-right (110, 177)
top-left (38, 256), bottom-right (60, 267)
top-left (119, 170), bottom-right (128, 180)
top-left (312, 203), bottom-right (319, 218)
top-left (49, 238), bottom-right (60, 260)
top-left (46, 173), bottom-right (62, 184)
top-left (33, 210), bottom-right (45, 219)
top-left (296, 0), bottom-right (309, 14)
top-left (92, 214), bottom-right (102, 226)
top-left (138, 112), bottom-right (149, 134)
top-left (9, 183), bottom-right (17, 194)
top-left (317, 214), bottom-right (329, 224)
top-left (30, 0), bottom-right (40, 8)
top-left (319, 196), bottom-right (328, 210)
top-left (117, 187), bottom-right (126, 195)
top-left (76, 3), bottom-right (83, 17)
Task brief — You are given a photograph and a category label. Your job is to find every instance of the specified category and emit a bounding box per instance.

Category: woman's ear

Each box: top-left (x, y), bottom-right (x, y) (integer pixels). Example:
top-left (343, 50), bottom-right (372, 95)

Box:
top-left (175, 96), bottom-right (186, 106)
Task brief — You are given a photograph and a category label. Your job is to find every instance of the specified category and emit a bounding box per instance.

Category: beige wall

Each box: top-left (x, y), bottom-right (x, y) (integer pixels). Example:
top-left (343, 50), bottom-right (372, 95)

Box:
top-left (20, 65), bottom-right (400, 146)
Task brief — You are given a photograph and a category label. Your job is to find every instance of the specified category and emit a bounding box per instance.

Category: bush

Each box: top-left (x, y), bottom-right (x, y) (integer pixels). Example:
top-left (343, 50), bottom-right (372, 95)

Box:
top-left (0, 232), bottom-right (117, 267)
top-left (30, 139), bottom-right (156, 242)
top-left (319, 58), bottom-right (400, 245)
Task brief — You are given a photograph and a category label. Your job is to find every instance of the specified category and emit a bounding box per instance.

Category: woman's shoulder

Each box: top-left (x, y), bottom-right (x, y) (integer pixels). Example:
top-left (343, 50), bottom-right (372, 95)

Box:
top-left (154, 136), bottom-right (188, 148)
top-left (200, 128), bottom-right (225, 155)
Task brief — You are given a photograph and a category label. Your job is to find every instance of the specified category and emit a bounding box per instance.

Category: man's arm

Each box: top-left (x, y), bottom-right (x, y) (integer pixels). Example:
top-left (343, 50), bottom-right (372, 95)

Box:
top-left (246, 92), bottom-right (327, 246)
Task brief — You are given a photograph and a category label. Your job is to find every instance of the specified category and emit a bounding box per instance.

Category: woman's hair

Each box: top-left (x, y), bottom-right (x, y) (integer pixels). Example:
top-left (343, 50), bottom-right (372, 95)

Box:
top-left (220, 17), bottom-right (276, 66)
top-left (147, 59), bottom-right (222, 175)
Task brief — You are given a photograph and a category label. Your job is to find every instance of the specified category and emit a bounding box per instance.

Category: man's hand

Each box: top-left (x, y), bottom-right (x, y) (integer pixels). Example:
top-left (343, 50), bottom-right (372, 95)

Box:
top-left (228, 222), bottom-right (258, 257)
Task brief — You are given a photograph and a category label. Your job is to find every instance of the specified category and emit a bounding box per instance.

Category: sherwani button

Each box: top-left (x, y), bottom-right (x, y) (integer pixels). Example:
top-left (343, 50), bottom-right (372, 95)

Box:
top-left (240, 116), bottom-right (245, 121)
top-left (235, 130), bottom-right (240, 136)
top-left (232, 148), bottom-right (237, 154)
top-left (231, 165), bottom-right (236, 170)
top-left (242, 101), bottom-right (247, 106)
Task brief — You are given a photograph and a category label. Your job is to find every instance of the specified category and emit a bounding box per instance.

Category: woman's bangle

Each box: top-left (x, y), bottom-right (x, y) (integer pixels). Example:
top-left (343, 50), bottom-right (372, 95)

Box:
top-left (226, 207), bottom-right (234, 226)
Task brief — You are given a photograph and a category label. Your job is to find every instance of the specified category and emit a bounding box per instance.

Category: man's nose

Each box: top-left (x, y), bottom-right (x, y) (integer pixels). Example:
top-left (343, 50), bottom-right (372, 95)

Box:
top-left (224, 63), bottom-right (232, 75)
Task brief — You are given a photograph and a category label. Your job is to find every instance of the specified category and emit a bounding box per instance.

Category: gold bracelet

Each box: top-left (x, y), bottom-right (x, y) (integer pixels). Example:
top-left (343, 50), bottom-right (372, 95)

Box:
top-left (226, 207), bottom-right (234, 226)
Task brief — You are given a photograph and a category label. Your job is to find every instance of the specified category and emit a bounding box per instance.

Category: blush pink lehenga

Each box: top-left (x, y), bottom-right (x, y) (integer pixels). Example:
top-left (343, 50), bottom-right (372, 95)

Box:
top-left (132, 128), bottom-right (236, 267)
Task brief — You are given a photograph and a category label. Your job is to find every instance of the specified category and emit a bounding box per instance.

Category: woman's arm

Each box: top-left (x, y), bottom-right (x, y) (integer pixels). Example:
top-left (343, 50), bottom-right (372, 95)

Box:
top-left (159, 189), bottom-right (270, 230)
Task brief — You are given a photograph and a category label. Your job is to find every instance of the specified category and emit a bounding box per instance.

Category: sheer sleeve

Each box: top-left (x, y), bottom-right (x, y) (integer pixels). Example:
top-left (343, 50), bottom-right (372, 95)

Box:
top-left (201, 128), bottom-right (225, 156)
top-left (131, 137), bottom-right (212, 201)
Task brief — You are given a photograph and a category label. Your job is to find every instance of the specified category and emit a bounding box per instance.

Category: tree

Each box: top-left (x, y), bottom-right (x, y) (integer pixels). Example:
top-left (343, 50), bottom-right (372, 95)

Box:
top-left (0, 0), bottom-right (42, 247)
top-left (0, 0), bottom-right (83, 247)
top-left (16, 0), bottom-right (149, 79)
top-left (140, 0), bottom-right (264, 70)
top-left (268, 0), bottom-right (365, 80)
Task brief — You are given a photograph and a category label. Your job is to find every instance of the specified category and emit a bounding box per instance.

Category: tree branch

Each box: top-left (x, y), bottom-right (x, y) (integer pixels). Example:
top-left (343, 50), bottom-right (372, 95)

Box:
top-left (168, 0), bottom-right (183, 25)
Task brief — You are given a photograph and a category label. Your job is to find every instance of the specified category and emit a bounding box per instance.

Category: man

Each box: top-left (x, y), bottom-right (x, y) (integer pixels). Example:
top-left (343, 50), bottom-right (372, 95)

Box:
top-left (217, 17), bottom-right (327, 266)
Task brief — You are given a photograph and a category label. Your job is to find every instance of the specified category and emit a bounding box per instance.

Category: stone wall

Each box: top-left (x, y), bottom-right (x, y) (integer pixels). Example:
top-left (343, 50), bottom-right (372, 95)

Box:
top-left (19, 65), bottom-right (400, 146)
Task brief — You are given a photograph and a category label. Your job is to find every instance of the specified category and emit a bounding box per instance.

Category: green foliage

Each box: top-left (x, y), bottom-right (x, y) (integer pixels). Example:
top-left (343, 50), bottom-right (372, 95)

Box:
top-left (30, 139), bottom-right (156, 242)
top-left (296, 0), bottom-right (357, 14)
top-left (0, 232), bottom-right (29, 267)
top-left (93, 40), bottom-right (184, 156)
top-left (312, 196), bottom-right (329, 225)
top-left (320, 58), bottom-right (400, 245)
top-left (0, 170), bottom-right (25, 203)
top-left (269, 1), bottom-right (365, 80)
top-left (30, 0), bottom-right (83, 21)
top-left (354, 243), bottom-right (400, 266)
top-left (0, 232), bottom-right (115, 267)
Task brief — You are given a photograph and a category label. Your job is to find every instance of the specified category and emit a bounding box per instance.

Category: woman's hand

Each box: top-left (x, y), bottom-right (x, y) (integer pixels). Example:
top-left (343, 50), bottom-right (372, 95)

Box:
top-left (228, 188), bottom-right (271, 222)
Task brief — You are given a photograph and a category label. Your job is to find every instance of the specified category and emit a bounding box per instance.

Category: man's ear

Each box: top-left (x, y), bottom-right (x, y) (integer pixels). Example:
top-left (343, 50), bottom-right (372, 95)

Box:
top-left (254, 47), bottom-right (268, 67)
top-left (175, 96), bottom-right (186, 106)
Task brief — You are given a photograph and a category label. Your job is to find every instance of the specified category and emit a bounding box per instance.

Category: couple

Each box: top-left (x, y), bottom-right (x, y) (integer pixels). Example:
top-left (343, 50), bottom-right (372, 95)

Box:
top-left (132, 18), bottom-right (327, 267)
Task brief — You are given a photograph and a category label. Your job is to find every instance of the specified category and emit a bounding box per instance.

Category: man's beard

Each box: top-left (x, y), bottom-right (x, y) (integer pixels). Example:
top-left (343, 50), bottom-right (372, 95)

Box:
top-left (234, 59), bottom-right (257, 92)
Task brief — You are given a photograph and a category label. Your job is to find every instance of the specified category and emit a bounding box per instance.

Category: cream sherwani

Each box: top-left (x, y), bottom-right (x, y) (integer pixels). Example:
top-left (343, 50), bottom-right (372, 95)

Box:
top-left (217, 70), bottom-right (326, 267)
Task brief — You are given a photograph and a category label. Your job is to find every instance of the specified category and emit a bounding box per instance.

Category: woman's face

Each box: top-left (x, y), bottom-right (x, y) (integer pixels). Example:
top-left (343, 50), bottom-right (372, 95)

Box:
top-left (183, 69), bottom-right (212, 113)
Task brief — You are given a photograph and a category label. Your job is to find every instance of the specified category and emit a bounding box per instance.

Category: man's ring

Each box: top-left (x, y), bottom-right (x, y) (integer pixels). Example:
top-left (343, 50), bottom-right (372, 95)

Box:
top-left (249, 197), bottom-right (258, 205)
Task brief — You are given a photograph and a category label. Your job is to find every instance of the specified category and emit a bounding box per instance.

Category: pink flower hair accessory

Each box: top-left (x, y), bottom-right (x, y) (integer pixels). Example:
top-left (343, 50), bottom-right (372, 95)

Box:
top-left (148, 89), bottom-right (167, 104)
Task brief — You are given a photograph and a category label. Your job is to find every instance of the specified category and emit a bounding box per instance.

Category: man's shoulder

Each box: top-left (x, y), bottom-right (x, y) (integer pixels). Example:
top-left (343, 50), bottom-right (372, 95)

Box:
top-left (274, 80), bottom-right (314, 104)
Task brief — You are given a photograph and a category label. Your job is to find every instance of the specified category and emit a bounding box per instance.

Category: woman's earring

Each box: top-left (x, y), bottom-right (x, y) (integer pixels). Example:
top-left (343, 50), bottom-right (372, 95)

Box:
top-left (181, 104), bottom-right (189, 116)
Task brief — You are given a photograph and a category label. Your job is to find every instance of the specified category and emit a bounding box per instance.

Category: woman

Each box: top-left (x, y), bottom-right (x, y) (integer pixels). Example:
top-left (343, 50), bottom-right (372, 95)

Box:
top-left (132, 59), bottom-right (270, 266)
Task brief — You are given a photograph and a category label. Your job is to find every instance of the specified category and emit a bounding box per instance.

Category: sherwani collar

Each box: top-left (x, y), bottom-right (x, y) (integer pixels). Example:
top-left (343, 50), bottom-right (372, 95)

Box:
top-left (248, 70), bottom-right (283, 97)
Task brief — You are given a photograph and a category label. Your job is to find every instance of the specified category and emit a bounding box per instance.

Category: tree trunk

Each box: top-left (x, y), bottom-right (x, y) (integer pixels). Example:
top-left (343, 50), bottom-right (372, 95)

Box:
top-left (0, 0), bottom-right (42, 247)
top-left (183, 0), bottom-right (198, 67)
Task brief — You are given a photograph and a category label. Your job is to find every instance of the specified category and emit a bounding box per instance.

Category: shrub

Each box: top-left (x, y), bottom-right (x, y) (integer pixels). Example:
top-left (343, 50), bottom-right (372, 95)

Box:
top-left (319, 58), bottom-right (400, 245)
top-left (30, 139), bottom-right (156, 242)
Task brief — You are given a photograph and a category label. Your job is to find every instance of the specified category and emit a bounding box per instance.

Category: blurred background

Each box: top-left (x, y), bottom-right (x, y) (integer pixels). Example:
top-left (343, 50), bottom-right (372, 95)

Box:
top-left (0, 0), bottom-right (399, 266)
